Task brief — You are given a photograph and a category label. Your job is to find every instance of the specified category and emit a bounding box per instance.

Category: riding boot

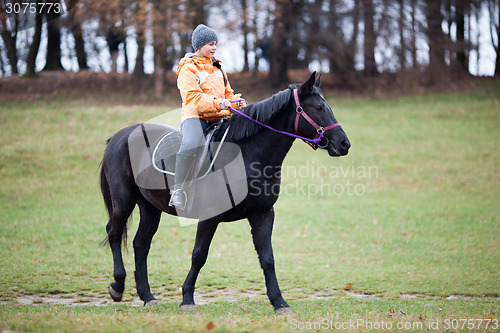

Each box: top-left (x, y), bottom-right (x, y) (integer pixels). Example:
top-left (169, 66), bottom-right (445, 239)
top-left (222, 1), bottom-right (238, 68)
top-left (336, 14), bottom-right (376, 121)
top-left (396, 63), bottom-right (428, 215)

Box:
top-left (169, 153), bottom-right (196, 210)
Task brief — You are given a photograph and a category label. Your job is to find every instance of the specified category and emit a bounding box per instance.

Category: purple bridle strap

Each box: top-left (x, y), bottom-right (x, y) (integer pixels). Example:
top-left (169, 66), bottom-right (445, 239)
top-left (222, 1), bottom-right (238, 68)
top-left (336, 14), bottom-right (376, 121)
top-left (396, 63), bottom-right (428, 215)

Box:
top-left (228, 90), bottom-right (340, 147)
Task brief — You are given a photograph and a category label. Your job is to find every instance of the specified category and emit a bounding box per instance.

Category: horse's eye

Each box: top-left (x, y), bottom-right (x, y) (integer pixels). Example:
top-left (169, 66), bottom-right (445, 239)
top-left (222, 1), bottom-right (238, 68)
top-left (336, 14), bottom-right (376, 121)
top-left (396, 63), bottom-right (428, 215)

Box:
top-left (315, 105), bottom-right (323, 111)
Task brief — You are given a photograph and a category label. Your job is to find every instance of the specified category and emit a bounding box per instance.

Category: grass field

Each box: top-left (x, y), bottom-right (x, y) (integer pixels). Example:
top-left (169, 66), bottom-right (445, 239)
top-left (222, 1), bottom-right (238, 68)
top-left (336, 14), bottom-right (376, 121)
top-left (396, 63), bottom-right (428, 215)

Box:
top-left (0, 81), bottom-right (499, 332)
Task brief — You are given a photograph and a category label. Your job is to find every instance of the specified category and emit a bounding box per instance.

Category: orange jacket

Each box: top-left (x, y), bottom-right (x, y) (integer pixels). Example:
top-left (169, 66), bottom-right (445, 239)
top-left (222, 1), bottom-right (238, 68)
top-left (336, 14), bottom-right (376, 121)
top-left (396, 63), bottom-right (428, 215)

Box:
top-left (176, 54), bottom-right (241, 123)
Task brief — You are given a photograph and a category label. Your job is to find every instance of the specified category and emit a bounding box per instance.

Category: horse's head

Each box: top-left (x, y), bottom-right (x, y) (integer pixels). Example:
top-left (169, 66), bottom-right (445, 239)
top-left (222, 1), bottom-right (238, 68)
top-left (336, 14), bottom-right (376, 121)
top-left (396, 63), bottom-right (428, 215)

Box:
top-left (293, 72), bottom-right (350, 156)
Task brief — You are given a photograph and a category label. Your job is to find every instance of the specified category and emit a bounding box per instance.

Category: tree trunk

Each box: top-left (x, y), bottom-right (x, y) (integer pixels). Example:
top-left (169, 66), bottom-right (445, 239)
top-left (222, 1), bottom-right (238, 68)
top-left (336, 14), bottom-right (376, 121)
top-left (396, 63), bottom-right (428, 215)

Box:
top-left (133, 1), bottom-right (147, 80)
top-left (133, 38), bottom-right (146, 79)
top-left (268, 0), bottom-right (290, 87)
top-left (241, 0), bottom-right (250, 72)
top-left (154, 51), bottom-right (165, 99)
top-left (0, 17), bottom-right (19, 74)
top-left (362, 0), bottom-right (378, 76)
top-left (492, 0), bottom-right (500, 77)
top-left (329, 0), bottom-right (359, 82)
top-left (187, 0), bottom-right (208, 28)
top-left (152, 0), bottom-right (169, 99)
top-left (495, 49), bottom-right (500, 77)
top-left (410, 0), bottom-right (418, 68)
top-left (425, 0), bottom-right (447, 83)
top-left (43, 2), bottom-right (64, 71)
top-left (66, 0), bottom-right (88, 70)
top-left (25, 11), bottom-right (43, 76)
top-left (455, 0), bottom-right (468, 73)
top-left (398, 0), bottom-right (407, 71)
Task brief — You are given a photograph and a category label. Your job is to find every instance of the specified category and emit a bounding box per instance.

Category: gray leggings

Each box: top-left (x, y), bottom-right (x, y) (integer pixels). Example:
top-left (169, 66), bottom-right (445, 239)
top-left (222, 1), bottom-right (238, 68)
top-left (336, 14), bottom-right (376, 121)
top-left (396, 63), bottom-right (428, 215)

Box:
top-left (178, 118), bottom-right (210, 155)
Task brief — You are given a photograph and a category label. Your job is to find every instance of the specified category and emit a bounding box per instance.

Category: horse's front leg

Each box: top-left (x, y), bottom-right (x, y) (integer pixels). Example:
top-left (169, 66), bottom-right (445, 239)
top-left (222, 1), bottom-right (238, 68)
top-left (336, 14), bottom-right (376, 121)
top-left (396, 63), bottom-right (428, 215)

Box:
top-left (248, 208), bottom-right (291, 313)
top-left (180, 218), bottom-right (219, 311)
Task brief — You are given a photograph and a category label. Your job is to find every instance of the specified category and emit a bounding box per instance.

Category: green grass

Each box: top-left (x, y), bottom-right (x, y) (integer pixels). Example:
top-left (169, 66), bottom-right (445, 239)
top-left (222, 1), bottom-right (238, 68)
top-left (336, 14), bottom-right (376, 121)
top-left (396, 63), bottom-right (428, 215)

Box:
top-left (0, 81), bottom-right (499, 332)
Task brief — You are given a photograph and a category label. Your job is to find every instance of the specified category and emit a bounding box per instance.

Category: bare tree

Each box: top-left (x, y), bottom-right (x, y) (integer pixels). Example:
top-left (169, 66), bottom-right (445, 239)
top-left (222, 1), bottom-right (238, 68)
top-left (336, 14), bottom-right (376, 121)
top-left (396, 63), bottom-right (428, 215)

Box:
top-left (488, 0), bottom-right (499, 76)
top-left (43, 0), bottom-right (64, 71)
top-left (325, 0), bottom-right (360, 82)
top-left (269, 0), bottom-right (291, 86)
top-left (132, 0), bottom-right (147, 80)
top-left (67, 0), bottom-right (88, 71)
top-left (25, 10), bottom-right (43, 76)
top-left (0, 8), bottom-right (20, 74)
top-left (455, 0), bottom-right (469, 72)
top-left (409, 0), bottom-right (420, 68)
top-left (425, 0), bottom-right (448, 83)
top-left (398, 0), bottom-right (407, 71)
top-left (362, 0), bottom-right (378, 76)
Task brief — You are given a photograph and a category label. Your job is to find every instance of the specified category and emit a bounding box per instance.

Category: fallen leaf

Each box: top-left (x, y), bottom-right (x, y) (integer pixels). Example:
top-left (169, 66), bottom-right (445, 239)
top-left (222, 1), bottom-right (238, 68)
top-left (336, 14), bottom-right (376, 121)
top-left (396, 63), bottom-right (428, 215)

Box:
top-left (343, 284), bottom-right (352, 290)
top-left (206, 321), bottom-right (216, 330)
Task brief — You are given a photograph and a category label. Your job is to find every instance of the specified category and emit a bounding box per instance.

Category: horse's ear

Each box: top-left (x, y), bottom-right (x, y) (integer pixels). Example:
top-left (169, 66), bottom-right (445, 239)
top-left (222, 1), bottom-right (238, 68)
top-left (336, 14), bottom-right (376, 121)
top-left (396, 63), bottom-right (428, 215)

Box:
top-left (299, 71), bottom-right (316, 95)
top-left (314, 74), bottom-right (321, 87)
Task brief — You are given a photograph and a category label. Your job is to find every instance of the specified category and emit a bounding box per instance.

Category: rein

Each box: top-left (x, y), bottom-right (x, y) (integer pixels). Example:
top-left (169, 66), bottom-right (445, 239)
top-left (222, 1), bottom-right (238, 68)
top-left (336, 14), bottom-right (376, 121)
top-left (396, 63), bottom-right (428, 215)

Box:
top-left (228, 88), bottom-right (341, 149)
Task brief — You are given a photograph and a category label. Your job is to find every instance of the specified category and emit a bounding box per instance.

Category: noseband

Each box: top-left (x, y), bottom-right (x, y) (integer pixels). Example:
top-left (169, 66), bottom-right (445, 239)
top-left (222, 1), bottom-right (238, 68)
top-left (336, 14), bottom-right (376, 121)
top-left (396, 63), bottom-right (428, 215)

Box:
top-left (293, 88), bottom-right (341, 149)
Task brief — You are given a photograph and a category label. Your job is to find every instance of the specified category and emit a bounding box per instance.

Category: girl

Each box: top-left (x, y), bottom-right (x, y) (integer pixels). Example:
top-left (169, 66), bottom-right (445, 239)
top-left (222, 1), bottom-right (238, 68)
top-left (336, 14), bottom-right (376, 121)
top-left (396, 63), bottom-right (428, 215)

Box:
top-left (171, 24), bottom-right (246, 209)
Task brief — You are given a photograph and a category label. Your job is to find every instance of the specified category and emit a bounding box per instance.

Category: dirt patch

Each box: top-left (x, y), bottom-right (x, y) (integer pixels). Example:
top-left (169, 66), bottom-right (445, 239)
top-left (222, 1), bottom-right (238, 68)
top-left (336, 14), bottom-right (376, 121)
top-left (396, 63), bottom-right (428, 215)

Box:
top-left (3, 289), bottom-right (498, 306)
top-left (8, 292), bottom-right (142, 307)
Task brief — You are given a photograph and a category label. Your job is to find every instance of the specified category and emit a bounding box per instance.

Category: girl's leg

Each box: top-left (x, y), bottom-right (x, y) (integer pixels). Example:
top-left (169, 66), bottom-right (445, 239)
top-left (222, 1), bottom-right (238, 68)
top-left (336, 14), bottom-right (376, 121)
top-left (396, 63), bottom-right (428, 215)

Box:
top-left (178, 118), bottom-right (209, 155)
top-left (169, 119), bottom-right (209, 209)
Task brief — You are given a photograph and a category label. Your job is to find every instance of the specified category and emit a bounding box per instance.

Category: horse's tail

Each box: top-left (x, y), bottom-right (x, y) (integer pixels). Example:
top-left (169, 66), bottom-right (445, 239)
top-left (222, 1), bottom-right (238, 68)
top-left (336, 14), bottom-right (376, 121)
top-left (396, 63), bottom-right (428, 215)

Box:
top-left (99, 141), bottom-right (128, 248)
top-left (100, 161), bottom-right (113, 220)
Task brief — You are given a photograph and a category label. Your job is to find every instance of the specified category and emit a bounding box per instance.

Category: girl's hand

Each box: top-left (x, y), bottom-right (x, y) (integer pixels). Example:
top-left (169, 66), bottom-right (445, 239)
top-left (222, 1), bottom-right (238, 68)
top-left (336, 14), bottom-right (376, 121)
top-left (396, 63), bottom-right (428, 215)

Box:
top-left (221, 99), bottom-right (232, 110)
top-left (238, 99), bottom-right (247, 108)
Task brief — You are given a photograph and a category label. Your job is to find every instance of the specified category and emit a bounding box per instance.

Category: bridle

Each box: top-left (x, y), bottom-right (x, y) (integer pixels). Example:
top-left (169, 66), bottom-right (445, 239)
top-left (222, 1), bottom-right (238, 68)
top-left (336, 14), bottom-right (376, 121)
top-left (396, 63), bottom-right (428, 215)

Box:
top-left (292, 88), bottom-right (341, 149)
top-left (228, 88), bottom-right (341, 150)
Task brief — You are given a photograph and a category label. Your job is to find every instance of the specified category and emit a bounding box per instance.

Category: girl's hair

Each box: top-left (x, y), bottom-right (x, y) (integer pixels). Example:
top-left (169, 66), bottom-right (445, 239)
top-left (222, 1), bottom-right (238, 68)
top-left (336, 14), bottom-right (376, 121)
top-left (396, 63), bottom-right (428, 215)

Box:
top-left (212, 59), bottom-right (228, 87)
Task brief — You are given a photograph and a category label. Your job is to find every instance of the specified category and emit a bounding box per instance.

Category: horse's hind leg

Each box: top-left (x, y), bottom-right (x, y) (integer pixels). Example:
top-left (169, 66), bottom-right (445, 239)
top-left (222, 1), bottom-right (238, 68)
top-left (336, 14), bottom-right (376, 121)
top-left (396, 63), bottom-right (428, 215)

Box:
top-left (133, 198), bottom-right (161, 305)
top-left (180, 218), bottom-right (219, 311)
top-left (107, 200), bottom-right (135, 302)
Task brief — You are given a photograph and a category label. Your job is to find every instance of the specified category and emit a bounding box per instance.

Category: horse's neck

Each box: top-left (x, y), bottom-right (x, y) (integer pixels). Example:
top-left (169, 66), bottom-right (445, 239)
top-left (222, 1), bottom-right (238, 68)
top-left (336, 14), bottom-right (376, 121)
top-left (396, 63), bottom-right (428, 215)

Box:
top-left (240, 109), bottom-right (296, 168)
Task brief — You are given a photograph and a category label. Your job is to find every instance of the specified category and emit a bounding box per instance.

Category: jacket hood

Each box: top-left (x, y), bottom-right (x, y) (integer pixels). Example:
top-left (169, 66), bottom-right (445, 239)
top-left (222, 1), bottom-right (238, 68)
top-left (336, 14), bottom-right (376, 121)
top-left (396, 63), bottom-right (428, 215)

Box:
top-left (176, 53), bottom-right (222, 75)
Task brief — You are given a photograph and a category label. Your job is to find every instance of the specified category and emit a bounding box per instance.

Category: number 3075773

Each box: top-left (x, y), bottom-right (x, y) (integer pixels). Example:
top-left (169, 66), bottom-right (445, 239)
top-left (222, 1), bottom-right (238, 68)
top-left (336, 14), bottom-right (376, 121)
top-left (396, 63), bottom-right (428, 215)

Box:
top-left (5, 2), bottom-right (62, 14)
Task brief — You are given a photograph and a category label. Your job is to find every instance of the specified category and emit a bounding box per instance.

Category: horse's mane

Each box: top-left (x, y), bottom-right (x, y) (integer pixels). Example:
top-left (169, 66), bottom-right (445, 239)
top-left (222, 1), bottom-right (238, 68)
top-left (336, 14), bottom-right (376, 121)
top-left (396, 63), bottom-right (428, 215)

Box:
top-left (225, 88), bottom-right (293, 142)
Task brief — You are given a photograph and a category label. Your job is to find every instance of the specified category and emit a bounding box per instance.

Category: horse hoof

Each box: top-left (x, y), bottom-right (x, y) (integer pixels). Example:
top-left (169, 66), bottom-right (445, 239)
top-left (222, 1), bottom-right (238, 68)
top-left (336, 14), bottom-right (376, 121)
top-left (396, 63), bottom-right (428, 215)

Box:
top-left (145, 299), bottom-right (160, 306)
top-left (108, 284), bottom-right (123, 302)
top-left (180, 304), bottom-right (197, 312)
top-left (275, 307), bottom-right (293, 315)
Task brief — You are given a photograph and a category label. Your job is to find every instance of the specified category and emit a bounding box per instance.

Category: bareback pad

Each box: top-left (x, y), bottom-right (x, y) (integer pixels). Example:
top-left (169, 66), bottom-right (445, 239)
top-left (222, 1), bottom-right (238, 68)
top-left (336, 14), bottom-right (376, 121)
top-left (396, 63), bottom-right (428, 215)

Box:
top-left (128, 122), bottom-right (248, 221)
top-left (151, 122), bottom-right (224, 179)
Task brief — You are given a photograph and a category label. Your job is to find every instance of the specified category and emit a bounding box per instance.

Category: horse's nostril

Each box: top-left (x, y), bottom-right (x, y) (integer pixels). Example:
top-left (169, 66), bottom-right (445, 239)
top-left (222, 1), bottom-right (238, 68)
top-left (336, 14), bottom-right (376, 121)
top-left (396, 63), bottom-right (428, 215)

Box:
top-left (341, 140), bottom-right (351, 149)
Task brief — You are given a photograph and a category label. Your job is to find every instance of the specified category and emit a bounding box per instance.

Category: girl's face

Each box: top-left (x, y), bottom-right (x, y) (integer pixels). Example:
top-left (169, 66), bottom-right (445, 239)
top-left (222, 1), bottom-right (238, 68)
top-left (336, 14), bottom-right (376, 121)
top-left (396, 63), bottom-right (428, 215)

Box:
top-left (196, 41), bottom-right (217, 58)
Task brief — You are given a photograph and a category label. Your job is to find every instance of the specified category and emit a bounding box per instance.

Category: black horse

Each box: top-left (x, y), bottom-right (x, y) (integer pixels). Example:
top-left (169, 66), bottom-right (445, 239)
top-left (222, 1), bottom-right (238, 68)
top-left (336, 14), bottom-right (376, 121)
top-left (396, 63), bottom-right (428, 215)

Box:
top-left (100, 72), bottom-right (350, 313)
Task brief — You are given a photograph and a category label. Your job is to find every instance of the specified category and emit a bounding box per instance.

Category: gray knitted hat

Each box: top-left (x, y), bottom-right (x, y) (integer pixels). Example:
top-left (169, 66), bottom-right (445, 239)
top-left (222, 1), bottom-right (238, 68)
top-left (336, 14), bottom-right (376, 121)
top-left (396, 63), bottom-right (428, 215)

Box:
top-left (191, 24), bottom-right (218, 51)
